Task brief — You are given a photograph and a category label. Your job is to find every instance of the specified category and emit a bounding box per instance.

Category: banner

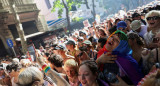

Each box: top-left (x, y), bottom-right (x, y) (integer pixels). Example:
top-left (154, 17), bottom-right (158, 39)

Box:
top-left (83, 19), bottom-right (90, 27)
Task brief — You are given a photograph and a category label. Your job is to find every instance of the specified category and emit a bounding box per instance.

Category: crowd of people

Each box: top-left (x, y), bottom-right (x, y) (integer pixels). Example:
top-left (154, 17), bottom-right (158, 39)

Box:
top-left (1, 0), bottom-right (160, 86)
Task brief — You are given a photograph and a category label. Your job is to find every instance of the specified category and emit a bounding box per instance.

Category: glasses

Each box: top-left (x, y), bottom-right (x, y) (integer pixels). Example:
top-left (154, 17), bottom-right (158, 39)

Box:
top-left (146, 16), bottom-right (160, 21)
top-left (152, 37), bottom-right (160, 43)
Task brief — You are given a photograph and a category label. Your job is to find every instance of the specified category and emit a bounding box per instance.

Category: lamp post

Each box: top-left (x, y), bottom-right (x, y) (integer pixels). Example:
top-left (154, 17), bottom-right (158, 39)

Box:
top-left (9, 0), bottom-right (28, 54)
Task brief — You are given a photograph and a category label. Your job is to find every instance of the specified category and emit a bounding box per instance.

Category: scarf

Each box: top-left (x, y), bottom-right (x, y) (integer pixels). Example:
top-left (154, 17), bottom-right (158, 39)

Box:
top-left (97, 30), bottom-right (143, 85)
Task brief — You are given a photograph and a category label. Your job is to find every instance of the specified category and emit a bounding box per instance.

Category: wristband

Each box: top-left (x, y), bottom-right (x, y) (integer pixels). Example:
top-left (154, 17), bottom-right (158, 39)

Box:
top-left (44, 66), bottom-right (51, 73)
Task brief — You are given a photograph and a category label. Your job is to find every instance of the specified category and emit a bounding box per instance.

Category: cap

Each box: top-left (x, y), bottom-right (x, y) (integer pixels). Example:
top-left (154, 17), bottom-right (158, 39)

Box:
top-left (117, 21), bottom-right (127, 29)
top-left (130, 20), bottom-right (141, 31)
top-left (65, 40), bottom-right (75, 46)
top-left (83, 40), bottom-right (92, 46)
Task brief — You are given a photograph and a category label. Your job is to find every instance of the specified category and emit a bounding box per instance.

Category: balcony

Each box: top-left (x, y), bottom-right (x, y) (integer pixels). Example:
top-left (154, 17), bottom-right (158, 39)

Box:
top-left (0, 0), bottom-right (39, 13)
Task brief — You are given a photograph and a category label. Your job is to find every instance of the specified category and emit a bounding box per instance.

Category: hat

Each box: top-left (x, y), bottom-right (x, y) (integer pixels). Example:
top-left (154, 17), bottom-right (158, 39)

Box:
top-left (132, 13), bottom-right (140, 18)
top-left (117, 21), bottom-right (127, 29)
top-left (83, 40), bottom-right (92, 46)
top-left (130, 20), bottom-right (141, 31)
top-left (65, 40), bottom-right (75, 46)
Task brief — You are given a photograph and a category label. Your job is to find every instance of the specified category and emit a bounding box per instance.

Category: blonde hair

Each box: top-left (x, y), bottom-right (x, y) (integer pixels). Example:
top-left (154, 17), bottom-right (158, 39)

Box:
top-left (64, 59), bottom-right (78, 68)
top-left (17, 67), bottom-right (43, 85)
top-left (145, 10), bottom-right (160, 20)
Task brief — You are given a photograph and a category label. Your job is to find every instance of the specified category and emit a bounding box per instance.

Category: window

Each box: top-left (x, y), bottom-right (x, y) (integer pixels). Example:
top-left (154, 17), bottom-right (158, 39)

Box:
top-left (45, 0), bottom-right (51, 9)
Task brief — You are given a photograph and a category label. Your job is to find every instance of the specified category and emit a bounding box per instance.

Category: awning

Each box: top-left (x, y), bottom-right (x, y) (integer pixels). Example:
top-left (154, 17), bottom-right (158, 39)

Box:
top-left (16, 32), bottom-right (44, 41)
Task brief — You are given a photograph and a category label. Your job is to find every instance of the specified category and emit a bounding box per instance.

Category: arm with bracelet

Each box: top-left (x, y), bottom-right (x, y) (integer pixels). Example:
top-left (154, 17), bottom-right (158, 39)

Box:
top-left (36, 52), bottom-right (70, 86)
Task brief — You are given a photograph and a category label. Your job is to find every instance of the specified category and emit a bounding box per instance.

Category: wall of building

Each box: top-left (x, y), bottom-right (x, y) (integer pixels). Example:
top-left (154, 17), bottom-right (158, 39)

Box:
top-left (34, 0), bottom-right (104, 21)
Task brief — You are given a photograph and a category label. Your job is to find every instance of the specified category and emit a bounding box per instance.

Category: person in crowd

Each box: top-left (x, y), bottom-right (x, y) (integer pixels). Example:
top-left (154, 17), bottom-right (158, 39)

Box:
top-left (98, 28), bottom-right (107, 38)
top-left (35, 52), bottom-right (70, 86)
top-left (63, 59), bottom-right (80, 86)
top-left (114, 19), bottom-right (121, 26)
top-left (124, 18), bottom-right (132, 32)
top-left (108, 26), bottom-right (117, 36)
top-left (80, 31), bottom-right (88, 41)
top-left (144, 10), bottom-right (160, 48)
top-left (80, 40), bottom-right (97, 59)
top-left (97, 38), bottom-right (107, 52)
top-left (96, 30), bottom-right (143, 85)
top-left (116, 21), bottom-right (128, 34)
top-left (47, 54), bottom-right (64, 73)
top-left (78, 60), bottom-right (109, 86)
top-left (130, 20), bottom-right (147, 38)
top-left (132, 12), bottom-right (147, 25)
top-left (143, 31), bottom-right (160, 75)
top-left (65, 40), bottom-right (80, 62)
top-left (127, 32), bottom-right (145, 68)
top-left (88, 36), bottom-right (97, 50)
top-left (77, 37), bottom-right (84, 49)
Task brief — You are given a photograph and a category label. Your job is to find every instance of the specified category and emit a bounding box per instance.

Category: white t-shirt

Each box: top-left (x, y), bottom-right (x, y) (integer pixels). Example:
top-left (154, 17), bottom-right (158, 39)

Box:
top-left (139, 25), bottom-right (147, 38)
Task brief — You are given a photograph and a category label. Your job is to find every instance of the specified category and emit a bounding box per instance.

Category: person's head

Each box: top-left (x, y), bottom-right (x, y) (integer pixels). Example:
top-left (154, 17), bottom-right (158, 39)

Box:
top-left (81, 40), bottom-right (92, 52)
top-left (63, 59), bottom-right (78, 78)
top-left (145, 10), bottom-right (160, 28)
top-left (130, 20), bottom-right (142, 32)
top-left (17, 67), bottom-right (44, 86)
top-left (117, 21), bottom-right (127, 33)
top-left (108, 26), bottom-right (117, 36)
top-left (105, 30), bottom-right (131, 55)
top-left (80, 31), bottom-right (87, 39)
top-left (65, 40), bottom-right (76, 51)
top-left (153, 31), bottom-right (160, 47)
top-left (78, 60), bottom-right (98, 86)
top-left (115, 18), bottom-right (121, 25)
top-left (127, 32), bottom-right (144, 49)
top-left (48, 54), bottom-right (63, 68)
top-left (88, 36), bottom-right (97, 49)
top-left (98, 29), bottom-right (106, 38)
top-left (97, 38), bottom-right (107, 51)
top-left (132, 13), bottom-right (141, 20)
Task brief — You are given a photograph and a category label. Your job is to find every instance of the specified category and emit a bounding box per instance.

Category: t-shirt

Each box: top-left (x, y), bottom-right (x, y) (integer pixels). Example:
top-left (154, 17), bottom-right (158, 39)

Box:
top-left (139, 25), bottom-right (147, 38)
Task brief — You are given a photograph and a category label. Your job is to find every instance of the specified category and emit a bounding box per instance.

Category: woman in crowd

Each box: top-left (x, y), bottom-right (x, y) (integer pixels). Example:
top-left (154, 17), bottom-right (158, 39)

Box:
top-left (78, 60), bottom-right (109, 86)
top-left (96, 30), bottom-right (143, 85)
top-left (144, 10), bottom-right (160, 48)
top-left (63, 59), bottom-right (80, 86)
top-left (127, 32), bottom-right (144, 66)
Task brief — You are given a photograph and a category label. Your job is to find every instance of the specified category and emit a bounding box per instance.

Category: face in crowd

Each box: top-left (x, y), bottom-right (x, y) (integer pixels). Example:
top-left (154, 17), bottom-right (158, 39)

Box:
top-left (105, 34), bottom-right (120, 52)
top-left (78, 60), bottom-right (98, 86)
top-left (63, 59), bottom-right (78, 78)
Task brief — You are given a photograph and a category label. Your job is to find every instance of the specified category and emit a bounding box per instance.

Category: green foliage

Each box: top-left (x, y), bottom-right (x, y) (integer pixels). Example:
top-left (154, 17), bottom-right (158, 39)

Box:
top-left (52, 0), bottom-right (82, 18)
top-left (72, 17), bottom-right (83, 22)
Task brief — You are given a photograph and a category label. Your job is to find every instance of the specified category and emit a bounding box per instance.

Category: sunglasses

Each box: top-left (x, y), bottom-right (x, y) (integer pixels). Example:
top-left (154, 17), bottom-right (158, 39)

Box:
top-left (146, 16), bottom-right (160, 21)
top-left (153, 37), bottom-right (160, 43)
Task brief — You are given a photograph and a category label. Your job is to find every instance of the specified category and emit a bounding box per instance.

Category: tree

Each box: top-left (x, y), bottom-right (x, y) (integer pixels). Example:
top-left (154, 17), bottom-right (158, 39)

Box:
top-left (52, 0), bottom-right (82, 31)
top-left (84, 0), bottom-right (96, 20)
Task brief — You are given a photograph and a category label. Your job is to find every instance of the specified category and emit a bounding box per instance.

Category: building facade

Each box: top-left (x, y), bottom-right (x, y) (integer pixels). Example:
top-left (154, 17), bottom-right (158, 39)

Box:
top-left (0, 0), bottom-right (48, 57)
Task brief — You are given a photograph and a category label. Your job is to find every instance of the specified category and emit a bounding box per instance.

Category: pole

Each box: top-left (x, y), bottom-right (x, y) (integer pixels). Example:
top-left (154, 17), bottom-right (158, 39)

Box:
top-left (9, 0), bottom-right (28, 54)
top-left (12, 47), bottom-right (17, 57)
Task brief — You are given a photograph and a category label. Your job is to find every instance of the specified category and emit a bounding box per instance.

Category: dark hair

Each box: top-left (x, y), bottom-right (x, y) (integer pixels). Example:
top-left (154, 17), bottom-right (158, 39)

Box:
top-left (109, 26), bottom-right (117, 34)
top-left (98, 29), bottom-right (106, 36)
top-left (48, 54), bottom-right (64, 67)
top-left (115, 19), bottom-right (121, 25)
top-left (127, 32), bottom-right (144, 46)
top-left (98, 38), bottom-right (107, 48)
top-left (80, 60), bottom-right (98, 75)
